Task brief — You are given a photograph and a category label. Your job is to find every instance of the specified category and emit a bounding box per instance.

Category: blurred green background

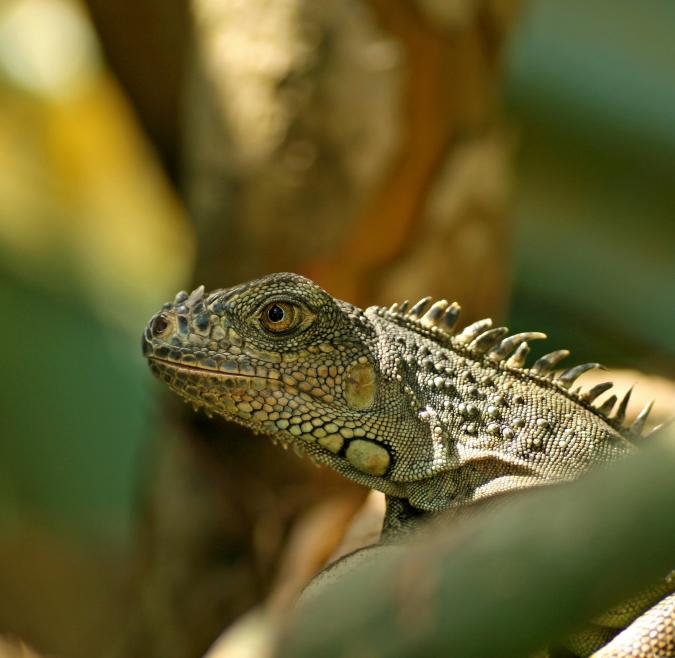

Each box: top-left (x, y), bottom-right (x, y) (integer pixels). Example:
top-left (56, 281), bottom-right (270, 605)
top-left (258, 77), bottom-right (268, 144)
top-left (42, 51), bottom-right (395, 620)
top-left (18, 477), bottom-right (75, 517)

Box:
top-left (0, 0), bottom-right (673, 656)
top-left (506, 0), bottom-right (675, 370)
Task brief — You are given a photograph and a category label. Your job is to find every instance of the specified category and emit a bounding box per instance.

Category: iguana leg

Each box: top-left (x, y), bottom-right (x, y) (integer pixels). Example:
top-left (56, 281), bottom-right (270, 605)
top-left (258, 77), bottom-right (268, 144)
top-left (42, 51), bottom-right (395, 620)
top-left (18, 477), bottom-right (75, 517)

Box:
top-left (380, 495), bottom-right (431, 542)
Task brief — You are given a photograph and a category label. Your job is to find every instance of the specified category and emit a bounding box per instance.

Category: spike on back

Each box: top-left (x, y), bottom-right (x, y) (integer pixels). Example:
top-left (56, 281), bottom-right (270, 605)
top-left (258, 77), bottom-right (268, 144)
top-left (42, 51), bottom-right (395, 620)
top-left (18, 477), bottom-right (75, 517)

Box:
top-left (557, 363), bottom-right (603, 389)
top-left (469, 327), bottom-right (509, 354)
top-left (646, 418), bottom-right (673, 438)
top-left (384, 297), bottom-right (463, 336)
top-left (455, 318), bottom-right (493, 345)
top-left (379, 293), bottom-right (655, 442)
top-left (489, 332), bottom-right (546, 362)
top-left (507, 342), bottom-right (530, 368)
top-left (596, 394), bottom-right (617, 415)
top-left (408, 296), bottom-right (433, 319)
top-left (614, 386), bottom-right (633, 424)
top-left (420, 300), bottom-right (449, 329)
top-left (581, 382), bottom-right (613, 404)
top-left (630, 400), bottom-right (654, 437)
top-left (531, 350), bottom-right (570, 376)
top-left (441, 302), bottom-right (461, 333)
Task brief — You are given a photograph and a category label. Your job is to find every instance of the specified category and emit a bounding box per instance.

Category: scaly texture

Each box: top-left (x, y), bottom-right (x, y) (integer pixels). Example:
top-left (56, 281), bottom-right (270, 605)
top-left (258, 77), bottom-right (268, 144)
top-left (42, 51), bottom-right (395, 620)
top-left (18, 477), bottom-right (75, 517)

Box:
top-left (142, 272), bottom-right (672, 658)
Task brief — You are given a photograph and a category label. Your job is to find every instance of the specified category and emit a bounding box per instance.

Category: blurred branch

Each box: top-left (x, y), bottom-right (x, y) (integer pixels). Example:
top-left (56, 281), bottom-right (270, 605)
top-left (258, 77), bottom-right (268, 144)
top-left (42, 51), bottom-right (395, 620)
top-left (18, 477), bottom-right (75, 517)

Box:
top-left (83, 0), bottom-right (190, 180)
top-left (278, 431), bottom-right (675, 658)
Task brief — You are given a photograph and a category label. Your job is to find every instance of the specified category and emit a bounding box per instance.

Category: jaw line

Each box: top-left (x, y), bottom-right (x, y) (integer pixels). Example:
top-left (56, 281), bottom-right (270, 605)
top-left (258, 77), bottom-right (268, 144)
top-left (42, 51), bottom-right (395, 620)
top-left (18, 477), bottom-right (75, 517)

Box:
top-left (148, 355), bottom-right (330, 404)
top-left (148, 357), bottom-right (345, 431)
top-left (149, 355), bottom-right (271, 382)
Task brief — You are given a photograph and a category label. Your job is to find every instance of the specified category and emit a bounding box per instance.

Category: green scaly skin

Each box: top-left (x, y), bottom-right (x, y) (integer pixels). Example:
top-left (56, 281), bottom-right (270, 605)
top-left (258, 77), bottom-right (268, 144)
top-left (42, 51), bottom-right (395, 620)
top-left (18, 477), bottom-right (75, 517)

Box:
top-left (142, 272), bottom-right (673, 658)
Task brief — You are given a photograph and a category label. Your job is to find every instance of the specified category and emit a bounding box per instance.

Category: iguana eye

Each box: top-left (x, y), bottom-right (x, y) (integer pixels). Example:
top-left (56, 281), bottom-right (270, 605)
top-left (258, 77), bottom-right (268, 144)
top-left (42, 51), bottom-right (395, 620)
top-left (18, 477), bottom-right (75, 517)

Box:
top-left (260, 301), bottom-right (298, 333)
top-left (267, 304), bottom-right (285, 323)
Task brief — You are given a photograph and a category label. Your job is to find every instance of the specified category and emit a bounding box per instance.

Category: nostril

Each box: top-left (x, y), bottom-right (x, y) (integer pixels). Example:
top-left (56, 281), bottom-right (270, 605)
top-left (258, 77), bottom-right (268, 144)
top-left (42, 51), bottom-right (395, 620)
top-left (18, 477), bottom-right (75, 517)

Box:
top-left (151, 314), bottom-right (170, 336)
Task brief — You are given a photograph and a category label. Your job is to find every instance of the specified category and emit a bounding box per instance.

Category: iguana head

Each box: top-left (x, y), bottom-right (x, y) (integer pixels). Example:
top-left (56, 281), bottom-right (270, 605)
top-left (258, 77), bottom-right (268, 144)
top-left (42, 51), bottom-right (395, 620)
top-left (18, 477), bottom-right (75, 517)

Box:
top-left (142, 273), bottom-right (407, 491)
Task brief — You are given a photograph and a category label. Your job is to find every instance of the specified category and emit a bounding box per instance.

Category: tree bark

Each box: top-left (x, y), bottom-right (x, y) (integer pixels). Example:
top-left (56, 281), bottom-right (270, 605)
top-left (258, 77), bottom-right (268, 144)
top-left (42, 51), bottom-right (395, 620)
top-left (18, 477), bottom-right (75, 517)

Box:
top-left (87, 2), bottom-right (522, 656)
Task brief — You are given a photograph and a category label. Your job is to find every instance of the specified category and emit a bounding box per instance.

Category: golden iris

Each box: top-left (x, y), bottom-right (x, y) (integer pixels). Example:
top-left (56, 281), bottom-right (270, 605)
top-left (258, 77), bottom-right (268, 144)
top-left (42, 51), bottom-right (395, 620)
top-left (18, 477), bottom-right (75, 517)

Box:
top-left (261, 301), bottom-right (298, 333)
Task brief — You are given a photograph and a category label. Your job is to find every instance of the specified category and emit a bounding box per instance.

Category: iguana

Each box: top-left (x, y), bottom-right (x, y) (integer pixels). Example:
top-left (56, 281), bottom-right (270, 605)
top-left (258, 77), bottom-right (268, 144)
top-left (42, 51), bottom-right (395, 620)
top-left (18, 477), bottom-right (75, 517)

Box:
top-left (142, 272), bottom-right (674, 657)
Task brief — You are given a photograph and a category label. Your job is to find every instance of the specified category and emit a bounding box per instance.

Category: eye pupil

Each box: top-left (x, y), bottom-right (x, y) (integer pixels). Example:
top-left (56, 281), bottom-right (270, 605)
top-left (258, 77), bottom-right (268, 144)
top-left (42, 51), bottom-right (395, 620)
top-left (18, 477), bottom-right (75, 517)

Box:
top-left (152, 314), bottom-right (169, 335)
top-left (267, 305), bottom-right (285, 323)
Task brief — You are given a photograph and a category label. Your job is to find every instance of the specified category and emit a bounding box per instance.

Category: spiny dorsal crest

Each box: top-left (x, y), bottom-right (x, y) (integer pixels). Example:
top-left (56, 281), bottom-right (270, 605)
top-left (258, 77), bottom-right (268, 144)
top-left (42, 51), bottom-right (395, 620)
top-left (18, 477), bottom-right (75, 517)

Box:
top-left (382, 295), bottom-right (658, 442)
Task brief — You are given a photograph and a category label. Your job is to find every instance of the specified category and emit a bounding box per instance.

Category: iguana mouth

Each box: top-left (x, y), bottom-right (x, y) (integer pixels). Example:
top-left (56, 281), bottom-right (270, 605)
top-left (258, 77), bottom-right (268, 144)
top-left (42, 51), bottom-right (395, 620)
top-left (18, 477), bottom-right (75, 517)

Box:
top-left (148, 356), bottom-right (267, 381)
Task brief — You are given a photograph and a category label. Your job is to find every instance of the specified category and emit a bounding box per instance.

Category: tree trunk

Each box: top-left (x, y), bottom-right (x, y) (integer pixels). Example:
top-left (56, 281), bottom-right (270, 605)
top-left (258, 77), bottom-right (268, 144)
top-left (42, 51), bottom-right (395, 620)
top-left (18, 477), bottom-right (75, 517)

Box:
top-left (88, 1), bottom-right (522, 656)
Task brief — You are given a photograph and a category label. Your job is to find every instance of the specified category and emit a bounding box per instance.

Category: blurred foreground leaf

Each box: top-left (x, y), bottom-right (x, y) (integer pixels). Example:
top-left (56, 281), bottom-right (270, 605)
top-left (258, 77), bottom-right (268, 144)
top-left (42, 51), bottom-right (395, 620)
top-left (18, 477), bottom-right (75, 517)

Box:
top-left (278, 431), bottom-right (675, 658)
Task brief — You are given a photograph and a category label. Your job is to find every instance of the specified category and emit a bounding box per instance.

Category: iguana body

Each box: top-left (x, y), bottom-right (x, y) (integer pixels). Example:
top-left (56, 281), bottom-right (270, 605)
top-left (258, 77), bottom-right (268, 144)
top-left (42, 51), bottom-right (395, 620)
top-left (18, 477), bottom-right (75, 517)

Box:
top-left (143, 272), bottom-right (673, 657)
